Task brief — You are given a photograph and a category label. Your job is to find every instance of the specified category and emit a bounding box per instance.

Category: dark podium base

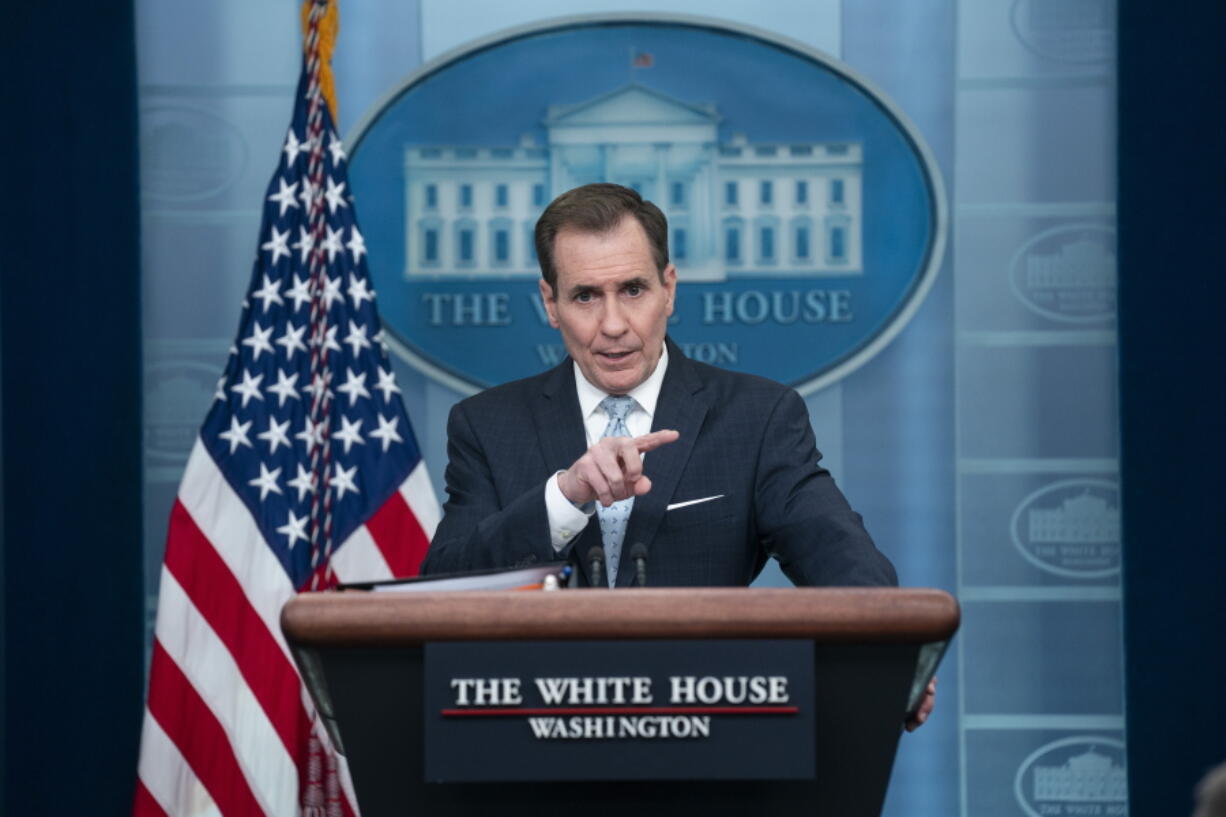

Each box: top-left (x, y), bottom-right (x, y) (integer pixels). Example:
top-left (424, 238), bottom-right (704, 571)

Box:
top-left (283, 588), bottom-right (958, 817)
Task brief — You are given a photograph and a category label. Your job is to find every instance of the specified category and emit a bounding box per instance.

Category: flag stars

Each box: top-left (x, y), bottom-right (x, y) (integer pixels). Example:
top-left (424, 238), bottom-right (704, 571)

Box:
top-left (324, 176), bottom-right (348, 214)
top-left (248, 462), bottom-right (283, 501)
top-left (298, 177), bottom-right (319, 211)
top-left (370, 414), bottom-right (403, 453)
top-left (347, 273), bottom-right (374, 308)
top-left (283, 127), bottom-right (305, 167)
top-left (346, 227), bottom-right (367, 265)
top-left (276, 509), bottom-right (309, 549)
top-left (303, 371), bottom-right (335, 403)
top-left (267, 177), bottom-right (299, 217)
top-left (257, 416), bottom-right (293, 453)
top-left (285, 274), bottom-right (313, 312)
top-left (321, 226), bottom-right (344, 263)
top-left (276, 323), bottom-right (308, 360)
top-left (332, 463), bottom-right (360, 499)
top-left (337, 368), bottom-right (371, 406)
top-left (261, 225), bottom-right (291, 265)
top-left (334, 415), bottom-right (365, 454)
top-left (251, 275), bottom-right (284, 313)
top-left (241, 322), bottom-right (275, 361)
top-left (320, 276), bottom-right (344, 311)
top-left (230, 369), bottom-right (265, 408)
top-left (266, 369), bottom-right (300, 407)
top-left (295, 417), bottom-right (323, 454)
top-left (328, 131), bottom-right (346, 165)
top-left (343, 320), bottom-right (371, 357)
top-left (375, 367), bottom-right (400, 402)
top-left (291, 228), bottom-right (315, 267)
top-left (218, 416), bottom-right (253, 453)
top-left (316, 324), bottom-right (342, 354)
top-left (287, 463), bottom-right (317, 502)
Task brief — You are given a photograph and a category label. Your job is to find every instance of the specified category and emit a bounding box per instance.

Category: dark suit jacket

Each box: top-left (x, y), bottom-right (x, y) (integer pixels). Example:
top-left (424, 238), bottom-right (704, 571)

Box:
top-left (422, 339), bottom-right (897, 587)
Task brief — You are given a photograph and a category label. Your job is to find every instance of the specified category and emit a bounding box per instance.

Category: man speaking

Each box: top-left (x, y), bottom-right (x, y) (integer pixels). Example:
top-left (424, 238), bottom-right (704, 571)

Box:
top-left (422, 183), bottom-right (897, 589)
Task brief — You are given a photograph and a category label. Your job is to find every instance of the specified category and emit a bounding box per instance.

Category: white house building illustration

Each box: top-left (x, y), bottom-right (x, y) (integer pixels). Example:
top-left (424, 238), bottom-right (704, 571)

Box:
top-left (1028, 491), bottom-right (1121, 544)
top-left (1033, 747), bottom-right (1127, 802)
top-left (402, 84), bottom-right (863, 280)
top-left (1025, 238), bottom-right (1117, 290)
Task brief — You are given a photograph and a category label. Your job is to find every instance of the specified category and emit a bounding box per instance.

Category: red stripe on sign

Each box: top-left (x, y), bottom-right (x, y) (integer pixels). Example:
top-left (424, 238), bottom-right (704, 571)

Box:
top-left (131, 780), bottom-right (169, 817)
top-left (365, 490), bottom-right (431, 577)
top-left (441, 705), bottom-right (800, 717)
top-left (146, 641), bottom-right (267, 817)
top-left (164, 500), bottom-right (311, 760)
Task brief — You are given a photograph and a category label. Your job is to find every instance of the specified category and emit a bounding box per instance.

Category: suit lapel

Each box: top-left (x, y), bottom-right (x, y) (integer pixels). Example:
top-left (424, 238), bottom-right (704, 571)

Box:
top-left (533, 358), bottom-right (587, 475)
top-left (531, 359), bottom-right (605, 584)
top-left (616, 341), bottom-right (709, 587)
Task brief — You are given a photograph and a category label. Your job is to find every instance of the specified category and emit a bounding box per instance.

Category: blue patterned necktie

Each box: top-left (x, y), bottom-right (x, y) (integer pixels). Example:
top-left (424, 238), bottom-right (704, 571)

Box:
top-left (596, 395), bottom-right (636, 586)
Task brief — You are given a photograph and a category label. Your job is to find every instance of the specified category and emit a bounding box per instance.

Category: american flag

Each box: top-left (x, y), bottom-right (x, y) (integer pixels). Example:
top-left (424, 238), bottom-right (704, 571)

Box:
top-left (133, 2), bottom-right (439, 814)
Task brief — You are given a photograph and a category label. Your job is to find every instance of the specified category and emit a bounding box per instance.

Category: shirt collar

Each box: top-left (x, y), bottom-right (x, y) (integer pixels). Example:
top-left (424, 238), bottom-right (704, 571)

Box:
top-left (573, 343), bottom-right (670, 421)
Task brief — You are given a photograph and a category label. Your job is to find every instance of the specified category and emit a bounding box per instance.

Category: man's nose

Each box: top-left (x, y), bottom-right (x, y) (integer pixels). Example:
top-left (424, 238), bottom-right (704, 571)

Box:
top-left (599, 298), bottom-right (628, 336)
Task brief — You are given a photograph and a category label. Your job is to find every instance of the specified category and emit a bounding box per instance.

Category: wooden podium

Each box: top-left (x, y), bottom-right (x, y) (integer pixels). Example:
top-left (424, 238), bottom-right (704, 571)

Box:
top-left (282, 588), bottom-right (959, 817)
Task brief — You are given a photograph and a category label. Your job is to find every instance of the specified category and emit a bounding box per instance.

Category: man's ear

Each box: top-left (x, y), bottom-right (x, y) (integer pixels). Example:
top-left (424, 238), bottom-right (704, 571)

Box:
top-left (661, 263), bottom-right (678, 315)
top-left (538, 277), bottom-right (560, 329)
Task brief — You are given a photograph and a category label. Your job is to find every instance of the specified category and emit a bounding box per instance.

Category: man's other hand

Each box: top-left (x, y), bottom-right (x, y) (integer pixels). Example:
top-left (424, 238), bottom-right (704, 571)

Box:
top-left (905, 677), bottom-right (937, 732)
top-left (558, 429), bottom-right (680, 507)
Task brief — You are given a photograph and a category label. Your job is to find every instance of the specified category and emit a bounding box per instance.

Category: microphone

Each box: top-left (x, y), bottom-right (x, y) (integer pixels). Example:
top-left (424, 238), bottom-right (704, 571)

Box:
top-left (585, 545), bottom-right (606, 588)
top-left (629, 542), bottom-right (649, 587)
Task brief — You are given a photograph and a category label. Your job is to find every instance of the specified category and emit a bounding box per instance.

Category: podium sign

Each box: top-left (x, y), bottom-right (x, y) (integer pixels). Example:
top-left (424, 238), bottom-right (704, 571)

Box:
top-left (424, 639), bottom-right (815, 782)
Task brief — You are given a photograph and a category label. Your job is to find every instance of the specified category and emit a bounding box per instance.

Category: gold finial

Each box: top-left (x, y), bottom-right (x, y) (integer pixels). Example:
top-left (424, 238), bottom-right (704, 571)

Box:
top-left (300, 0), bottom-right (340, 123)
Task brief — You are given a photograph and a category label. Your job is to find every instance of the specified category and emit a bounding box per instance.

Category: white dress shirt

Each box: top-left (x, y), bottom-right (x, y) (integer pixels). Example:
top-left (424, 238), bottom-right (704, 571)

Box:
top-left (544, 345), bottom-right (670, 550)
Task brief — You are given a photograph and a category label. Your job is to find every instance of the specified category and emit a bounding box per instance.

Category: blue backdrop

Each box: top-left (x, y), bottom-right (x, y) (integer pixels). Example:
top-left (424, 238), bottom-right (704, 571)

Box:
top-left (131, 3), bottom-right (1111, 814)
top-left (3, 1), bottom-right (1224, 815)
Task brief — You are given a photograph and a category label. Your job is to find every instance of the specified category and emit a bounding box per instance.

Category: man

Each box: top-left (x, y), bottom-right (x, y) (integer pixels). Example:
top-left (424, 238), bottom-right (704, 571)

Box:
top-left (422, 183), bottom-right (896, 590)
top-left (423, 183), bottom-right (935, 730)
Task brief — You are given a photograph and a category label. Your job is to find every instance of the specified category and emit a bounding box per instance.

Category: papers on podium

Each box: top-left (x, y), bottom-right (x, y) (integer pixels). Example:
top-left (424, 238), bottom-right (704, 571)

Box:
top-left (338, 563), bottom-right (571, 593)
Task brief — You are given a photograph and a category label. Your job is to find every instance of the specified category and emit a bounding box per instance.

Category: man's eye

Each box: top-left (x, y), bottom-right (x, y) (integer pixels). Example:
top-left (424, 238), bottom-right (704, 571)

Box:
top-left (625, 285), bottom-right (642, 297)
top-left (575, 292), bottom-right (593, 303)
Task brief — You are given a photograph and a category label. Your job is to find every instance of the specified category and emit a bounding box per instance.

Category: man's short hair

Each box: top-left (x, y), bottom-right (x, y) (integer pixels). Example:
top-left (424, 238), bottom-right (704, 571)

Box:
top-left (534, 183), bottom-right (669, 294)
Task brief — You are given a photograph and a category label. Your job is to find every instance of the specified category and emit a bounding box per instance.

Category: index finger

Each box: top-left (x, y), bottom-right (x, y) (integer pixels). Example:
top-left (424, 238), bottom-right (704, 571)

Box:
top-left (634, 429), bottom-right (680, 453)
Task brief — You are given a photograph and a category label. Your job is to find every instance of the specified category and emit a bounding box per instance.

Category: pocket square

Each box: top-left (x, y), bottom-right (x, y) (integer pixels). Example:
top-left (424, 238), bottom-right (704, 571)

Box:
top-left (666, 495), bottom-right (725, 511)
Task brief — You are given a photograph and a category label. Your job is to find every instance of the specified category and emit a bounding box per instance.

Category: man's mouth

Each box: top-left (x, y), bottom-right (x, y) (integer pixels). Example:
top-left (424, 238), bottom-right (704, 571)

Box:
top-left (597, 350), bottom-right (637, 363)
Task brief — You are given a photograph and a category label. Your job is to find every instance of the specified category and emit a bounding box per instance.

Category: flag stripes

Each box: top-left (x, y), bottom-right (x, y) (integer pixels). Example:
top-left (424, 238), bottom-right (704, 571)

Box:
top-left (163, 501), bottom-right (309, 758)
top-left (135, 713), bottom-right (195, 816)
top-left (153, 570), bottom-right (301, 814)
top-left (146, 641), bottom-right (270, 816)
top-left (326, 524), bottom-right (392, 587)
top-left (132, 781), bottom-right (171, 817)
top-left (365, 481), bottom-right (430, 577)
top-left (401, 463), bottom-right (443, 535)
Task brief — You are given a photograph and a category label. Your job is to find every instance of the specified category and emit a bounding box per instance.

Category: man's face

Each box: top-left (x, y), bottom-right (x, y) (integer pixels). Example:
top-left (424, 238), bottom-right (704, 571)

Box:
top-left (539, 216), bottom-right (677, 395)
